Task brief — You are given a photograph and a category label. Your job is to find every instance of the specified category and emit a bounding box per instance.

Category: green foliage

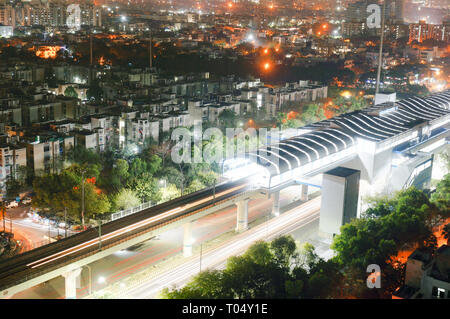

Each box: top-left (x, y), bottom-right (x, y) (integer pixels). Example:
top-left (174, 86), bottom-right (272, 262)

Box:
top-left (406, 84), bottom-right (429, 96)
top-left (276, 103), bottom-right (326, 129)
top-left (111, 188), bottom-right (141, 211)
top-left (162, 235), bottom-right (343, 299)
top-left (4, 165), bottom-right (29, 199)
top-left (160, 184), bottom-right (181, 202)
top-left (438, 150), bottom-right (450, 173)
top-left (113, 159), bottom-right (129, 181)
top-left (431, 174), bottom-right (450, 216)
top-left (276, 112), bottom-right (303, 129)
top-left (162, 166), bottom-right (186, 193)
top-left (218, 109), bottom-right (238, 129)
top-left (64, 86), bottom-right (78, 99)
top-left (186, 179), bottom-right (206, 194)
top-left (66, 144), bottom-right (101, 166)
top-left (271, 236), bottom-right (297, 269)
top-left (82, 184), bottom-right (111, 219)
top-left (297, 103), bottom-right (326, 125)
top-left (161, 270), bottom-right (228, 299)
top-left (197, 170), bottom-right (219, 187)
top-left (296, 242), bottom-right (319, 270)
top-left (331, 187), bottom-right (445, 298)
top-left (87, 81), bottom-right (103, 101)
top-left (127, 173), bottom-right (161, 203)
top-left (328, 96), bottom-right (368, 116)
top-left (32, 166), bottom-right (110, 221)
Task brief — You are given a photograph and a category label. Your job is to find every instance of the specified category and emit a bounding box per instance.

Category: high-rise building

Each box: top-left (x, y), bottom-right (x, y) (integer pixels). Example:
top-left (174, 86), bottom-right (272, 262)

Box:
top-left (0, 3), bottom-right (15, 26)
top-left (0, 0), bottom-right (101, 27)
top-left (409, 20), bottom-right (450, 42)
top-left (346, 0), bottom-right (404, 23)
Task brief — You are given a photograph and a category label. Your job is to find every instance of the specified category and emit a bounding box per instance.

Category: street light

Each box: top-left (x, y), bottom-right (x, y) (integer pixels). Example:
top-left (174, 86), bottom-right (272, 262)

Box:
top-left (56, 217), bottom-right (59, 238)
top-left (192, 237), bottom-right (204, 273)
top-left (79, 165), bottom-right (92, 230)
top-left (48, 220), bottom-right (51, 244)
top-left (80, 169), bottom-right (86, 230)
top-left (92, 216), bottom-right (102, 251)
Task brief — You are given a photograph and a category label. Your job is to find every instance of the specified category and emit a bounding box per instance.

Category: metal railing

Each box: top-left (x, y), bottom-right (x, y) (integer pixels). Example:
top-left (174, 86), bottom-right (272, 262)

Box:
top-left (110, 201), bottom-right (154, 221)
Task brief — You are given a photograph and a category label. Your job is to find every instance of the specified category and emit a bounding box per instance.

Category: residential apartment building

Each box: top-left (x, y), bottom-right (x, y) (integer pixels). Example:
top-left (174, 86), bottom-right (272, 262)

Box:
top-left (393, 245), bottom-right (450, 299)
top-left (25, 134), bottom-right (74, 174)
top-left (0, 144), bottom-right (26, 194)
top-left (409, 21), bottom-right (450, 43)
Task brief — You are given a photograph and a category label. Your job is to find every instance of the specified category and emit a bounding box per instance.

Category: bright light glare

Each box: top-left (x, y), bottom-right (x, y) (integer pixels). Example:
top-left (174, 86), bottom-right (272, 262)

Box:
top-left (98, 276), bottom-right (106, 284)
top-left (340, 90), bottom-right (352, 99)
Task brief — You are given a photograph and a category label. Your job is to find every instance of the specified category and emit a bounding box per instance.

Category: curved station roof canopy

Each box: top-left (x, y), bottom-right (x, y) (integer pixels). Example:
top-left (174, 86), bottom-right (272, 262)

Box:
top-left (246, 90), bottom-right (450, 177)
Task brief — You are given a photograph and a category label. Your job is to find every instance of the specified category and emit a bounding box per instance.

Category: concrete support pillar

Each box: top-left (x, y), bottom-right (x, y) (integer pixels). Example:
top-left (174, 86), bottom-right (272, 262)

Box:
top-left (183, 222), bottom-right (193, 257)
top-left (62, 268), bottom-right (82, 299)
top-left (271, 191), bottom-right (280, 217)
top-left (235, 199), bottom-right (249, 232)
top-left (319, 167), bottom-right (360, 237)
top-left (301, 184), bottom-right (309, 202)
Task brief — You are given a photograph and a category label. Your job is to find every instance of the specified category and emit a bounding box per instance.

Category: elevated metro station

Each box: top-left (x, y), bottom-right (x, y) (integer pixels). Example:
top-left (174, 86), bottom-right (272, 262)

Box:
top-left (224, 90), bottom-right (450, 233)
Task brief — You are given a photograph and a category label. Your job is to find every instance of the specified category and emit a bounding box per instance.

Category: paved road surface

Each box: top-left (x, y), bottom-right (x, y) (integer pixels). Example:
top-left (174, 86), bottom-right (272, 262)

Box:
top-left (121, 197), bottom-right (321, 299)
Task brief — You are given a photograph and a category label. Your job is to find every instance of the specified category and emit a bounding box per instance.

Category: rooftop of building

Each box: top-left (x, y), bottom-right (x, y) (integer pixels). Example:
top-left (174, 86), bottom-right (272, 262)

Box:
top-left (325, 167), bottom-right (360, 178)
top-left (75, 129), bottom-right (97, 136)
top-left (429, 245), bottom-right (450, 283)
top-left (408, 247), bottom-right (434, 264)
top-left (0, 143), bottom-right (26, 150)
top-left (392, 285), bottom-right (420, 299)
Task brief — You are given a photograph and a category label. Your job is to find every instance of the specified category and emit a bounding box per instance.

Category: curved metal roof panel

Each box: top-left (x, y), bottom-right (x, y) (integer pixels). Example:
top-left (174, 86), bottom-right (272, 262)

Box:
top-left (244, 90), bottom-right (450, 177)
top-left (247, 127), bottom-right (357, 176)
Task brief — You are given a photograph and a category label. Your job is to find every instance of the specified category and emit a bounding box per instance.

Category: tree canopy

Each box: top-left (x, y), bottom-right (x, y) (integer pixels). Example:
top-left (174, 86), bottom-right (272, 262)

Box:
top-left (64, 86), bottom-right (78, 99)
top-left (161, 235), bottom-right (342, 299)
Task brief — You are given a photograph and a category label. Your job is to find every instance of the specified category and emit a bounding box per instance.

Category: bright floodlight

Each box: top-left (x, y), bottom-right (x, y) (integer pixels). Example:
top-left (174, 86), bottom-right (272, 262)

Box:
top-left (98, 276), bottom-right (106, 284)
top-left (340, 90), bottom-right (352, 99)
top-left (121, 15), bottom-right (127, 22)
